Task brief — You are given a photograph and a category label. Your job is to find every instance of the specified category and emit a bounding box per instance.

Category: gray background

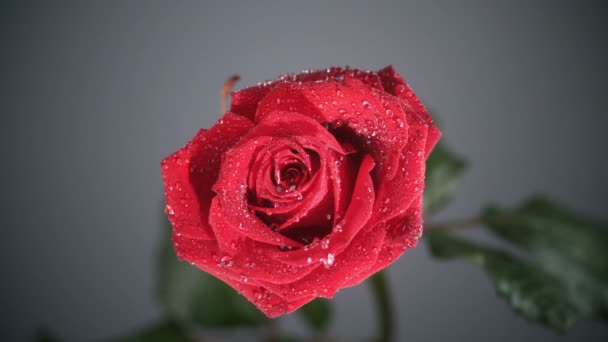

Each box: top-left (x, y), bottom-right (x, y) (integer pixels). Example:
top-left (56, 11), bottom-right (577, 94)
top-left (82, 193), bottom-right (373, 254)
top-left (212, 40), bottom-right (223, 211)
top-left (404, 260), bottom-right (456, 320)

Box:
top-left (2, 1), bottom-right (607, 341)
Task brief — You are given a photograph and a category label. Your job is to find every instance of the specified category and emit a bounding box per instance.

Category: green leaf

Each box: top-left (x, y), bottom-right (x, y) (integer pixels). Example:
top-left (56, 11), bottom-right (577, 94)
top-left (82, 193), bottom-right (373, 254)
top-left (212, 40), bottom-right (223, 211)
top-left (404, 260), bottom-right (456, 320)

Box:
top-left (423, 144), bottom-right (467, 215)
top-left (427, 196), bottom-right (608, 333)
top-left (157, 216), bottom-right (269, 328)
top-left (482, 197), bottom-right (608, 322)
top-left (111, 320), bottom-right (190, 342)
top-left (426, 230), bottom-right (581, 332)
top-left (297, 298), bottom-right (332, 333)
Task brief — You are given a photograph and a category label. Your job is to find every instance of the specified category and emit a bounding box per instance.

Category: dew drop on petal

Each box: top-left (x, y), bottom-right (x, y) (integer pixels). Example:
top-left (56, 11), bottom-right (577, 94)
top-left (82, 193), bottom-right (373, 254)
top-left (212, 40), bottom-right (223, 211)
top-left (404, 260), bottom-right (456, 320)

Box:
top-left (321, 239), bottom-right (330, 249)
top-left (321, 253), bottom-right (335, 269)
top-left (165, 204), bottom-right (175, 216)
top-left (220, 256), bottom-right (233, 268)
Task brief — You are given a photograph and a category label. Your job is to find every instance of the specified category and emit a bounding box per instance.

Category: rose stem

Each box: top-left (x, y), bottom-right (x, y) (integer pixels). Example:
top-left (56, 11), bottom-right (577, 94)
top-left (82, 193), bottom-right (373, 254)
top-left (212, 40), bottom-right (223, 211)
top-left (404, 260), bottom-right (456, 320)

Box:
top-left (369, 270), bottom-right (394, 342)
top-left (220, 74), bottom-right (240, 115)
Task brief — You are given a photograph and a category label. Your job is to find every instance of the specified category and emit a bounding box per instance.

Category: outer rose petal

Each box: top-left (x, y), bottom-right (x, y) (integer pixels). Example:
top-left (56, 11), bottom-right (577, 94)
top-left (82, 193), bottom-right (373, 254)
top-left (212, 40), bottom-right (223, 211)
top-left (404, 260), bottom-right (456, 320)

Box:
top-left (208, 196), bottom-right (320, 284)
top-left (176, 232), bottom-right (316, 318)
top-left (370, 108), bottom-right (429, 225)
top-left (161, 113), bottom-right (254, 241)
top-left (230, 67), bottom-right (386, 121)
top-left (377, 65), bottom-right (441, 157)
top-left (257, 221), bottom-right (387, 301)
top-left (341, 196), bottom-right (423, 288)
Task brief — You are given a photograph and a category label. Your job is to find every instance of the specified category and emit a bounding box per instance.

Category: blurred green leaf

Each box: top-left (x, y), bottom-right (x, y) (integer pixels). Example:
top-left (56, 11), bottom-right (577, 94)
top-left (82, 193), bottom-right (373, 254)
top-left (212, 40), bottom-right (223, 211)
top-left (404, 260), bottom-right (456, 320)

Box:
top-left (427, 196), bottom-right (608, 333)
top-left (423, 144), bottom-right (467, 215)
top-left (297, 298), bottom-right (332, 333)
top-left (111, 320), bottom-right (190, 342)
top-left (157, 216), bottom-right (270, 328)
top-left (482, 197), bottom-right (608, 323)
top-left (427, 230), bottom-right (581, 332)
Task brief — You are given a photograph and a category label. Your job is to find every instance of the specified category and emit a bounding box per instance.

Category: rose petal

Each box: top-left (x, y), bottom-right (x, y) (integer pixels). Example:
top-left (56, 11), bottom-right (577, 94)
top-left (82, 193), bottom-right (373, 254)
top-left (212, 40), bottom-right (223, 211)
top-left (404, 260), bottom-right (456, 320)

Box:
top-left (208, 201), bottom-right (320, 284)
top-left (341, 196), bottom-right (423, 288)
top-left (330, 147), bottom-right (358, 226)
top-left (162, 113), bottom-right (254, 241)
top-left (267, 155), bottom-right (375, 266)
top-left (173, 233), bottom-right (242, 283)
top-left (210, 192), bottom-right (302, 248)
top-left (256, 79), bottom-right (409, 181)
top-left (371, 108), bottom-right (428, 225)
top-left (257, 221), bottom-right (386, 301)
top-left (230, 67), bottom-right (387, 121)
top-left (377, 65), bottom-right (441, 157)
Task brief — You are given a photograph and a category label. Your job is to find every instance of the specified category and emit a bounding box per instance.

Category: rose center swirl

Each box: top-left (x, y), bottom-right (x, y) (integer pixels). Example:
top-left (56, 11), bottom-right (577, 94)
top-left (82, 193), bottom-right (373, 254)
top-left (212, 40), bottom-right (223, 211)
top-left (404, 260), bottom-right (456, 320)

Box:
top-left (246, 139), bottom-right (346, 244)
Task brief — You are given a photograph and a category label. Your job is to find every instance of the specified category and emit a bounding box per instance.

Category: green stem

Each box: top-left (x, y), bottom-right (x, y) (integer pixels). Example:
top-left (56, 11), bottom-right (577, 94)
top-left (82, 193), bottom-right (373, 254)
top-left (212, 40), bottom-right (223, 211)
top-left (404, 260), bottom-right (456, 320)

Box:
top-left (370, 270), bottom-right (394, 342)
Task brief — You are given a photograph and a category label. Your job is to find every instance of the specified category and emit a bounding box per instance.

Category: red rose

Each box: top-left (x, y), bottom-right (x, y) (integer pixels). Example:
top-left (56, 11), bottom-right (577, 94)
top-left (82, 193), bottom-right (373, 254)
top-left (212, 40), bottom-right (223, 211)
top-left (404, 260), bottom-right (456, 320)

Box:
top-left (161, 66), bottom-right (441, 317)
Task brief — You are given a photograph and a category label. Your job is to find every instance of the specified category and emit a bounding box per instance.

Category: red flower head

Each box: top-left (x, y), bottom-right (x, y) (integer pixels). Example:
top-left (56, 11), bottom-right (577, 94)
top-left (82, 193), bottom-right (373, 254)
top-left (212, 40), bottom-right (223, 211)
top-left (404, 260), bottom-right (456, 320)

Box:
top-left (161, 66), bottom-right (441, 317)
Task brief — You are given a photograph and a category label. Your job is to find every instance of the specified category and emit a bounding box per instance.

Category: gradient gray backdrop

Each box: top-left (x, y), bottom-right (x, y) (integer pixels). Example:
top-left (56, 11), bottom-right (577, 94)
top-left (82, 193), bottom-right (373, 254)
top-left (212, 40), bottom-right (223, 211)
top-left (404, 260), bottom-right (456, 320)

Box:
top-left (2, 1), bottom-right (607, 341)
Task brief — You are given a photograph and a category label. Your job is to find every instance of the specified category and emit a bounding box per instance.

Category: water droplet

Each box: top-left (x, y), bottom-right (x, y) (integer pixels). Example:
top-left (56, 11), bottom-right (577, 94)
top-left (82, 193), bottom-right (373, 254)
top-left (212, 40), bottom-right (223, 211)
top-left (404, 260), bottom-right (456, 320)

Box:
top-left (165, 205), bottom-right (175, 216)
top-left (326, 214), bottom-right (332, 220)
top-left (240, 275), bottom-right (248, 283)
top-left (296, 193), bottom-right (303, 201)
top-left (362, 100), bottom-right (370, 109)
top-left (307, 257), bottom-right (312, 263)
top-left (220, 256), bottom-right (233, 268)
top-left (254, 289), bottom-right (263, 300)
top-left (321, 254), bottom-right (335, 269)
top-left (321, 239), bottom-right (330, 249)
top-left (276, 185), bottom-right (284, 193)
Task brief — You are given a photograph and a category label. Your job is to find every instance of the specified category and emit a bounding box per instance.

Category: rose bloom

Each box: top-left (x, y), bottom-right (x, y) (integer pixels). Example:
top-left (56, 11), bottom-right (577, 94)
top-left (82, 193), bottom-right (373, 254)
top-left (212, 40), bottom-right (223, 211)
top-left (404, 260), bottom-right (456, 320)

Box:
top-left (161, 66), bottom-right (440, 317)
